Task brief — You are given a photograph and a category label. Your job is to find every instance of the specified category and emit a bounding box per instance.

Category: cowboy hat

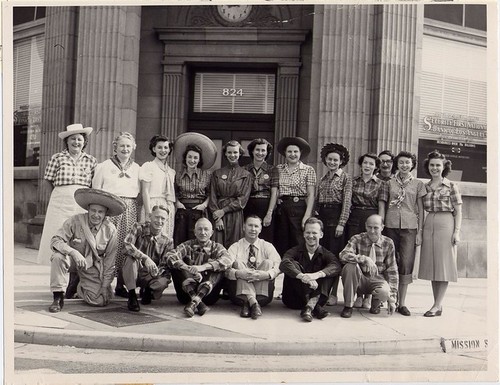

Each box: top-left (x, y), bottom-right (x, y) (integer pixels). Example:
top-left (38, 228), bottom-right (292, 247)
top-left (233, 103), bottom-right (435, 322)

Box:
top-left (277, 137), bottom-right (311, 158)
top-left (174, 132), bottom-right (217, 170)
top-left (74, 188), bottom-right (126, 217)
top-left (58, 123), bottom-right (93, 140)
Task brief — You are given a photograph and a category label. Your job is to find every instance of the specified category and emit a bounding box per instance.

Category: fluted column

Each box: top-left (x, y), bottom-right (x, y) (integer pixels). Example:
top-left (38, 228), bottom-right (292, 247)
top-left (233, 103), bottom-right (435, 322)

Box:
top-left (274, 63), bottom-right (300, 164)
top-left (161, 62), bottom-right (185, 141)
top-left (73, 6), bottom-right (142, 162)
top-left (309, 5), bottom-right (375, 176)
top-left (371, 5), bottom-right (423, 154)
top-left (38, 7), bottom-right (78, 214)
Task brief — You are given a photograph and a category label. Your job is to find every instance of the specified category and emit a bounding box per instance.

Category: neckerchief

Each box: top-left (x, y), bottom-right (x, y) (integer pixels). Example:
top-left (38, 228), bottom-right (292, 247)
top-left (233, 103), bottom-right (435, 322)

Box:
top-left (110, 155), bottom-right (134, 178)
top-left (153, 158), bottom-right (175, 202)
top-left (389, 172), bottom-right (414, 208)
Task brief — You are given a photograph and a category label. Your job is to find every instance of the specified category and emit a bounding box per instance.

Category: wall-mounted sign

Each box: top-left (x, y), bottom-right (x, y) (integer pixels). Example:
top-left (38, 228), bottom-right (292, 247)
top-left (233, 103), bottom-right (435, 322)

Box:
top-left (420, 113), bottom-right (487, 145)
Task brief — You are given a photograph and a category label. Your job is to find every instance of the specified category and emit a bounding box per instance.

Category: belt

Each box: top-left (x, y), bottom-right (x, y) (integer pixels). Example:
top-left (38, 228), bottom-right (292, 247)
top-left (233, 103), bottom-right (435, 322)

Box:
top-left (249, 195), bottom-right (270, 199)
top-left (180, 198), bottom-right (204, 204)
top-left (281, 196), bottom-right (306, 203)
top-left (319, 203), bottom-right (341, 208)
top-left (352, 206), bottom-right (377, 211)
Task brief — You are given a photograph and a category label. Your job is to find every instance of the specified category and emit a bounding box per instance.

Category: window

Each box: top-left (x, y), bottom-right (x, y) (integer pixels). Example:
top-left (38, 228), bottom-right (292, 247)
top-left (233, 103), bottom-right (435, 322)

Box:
top-left (424, 4), bottom-right (487, 31)
top-left (13, 7), bottom-right (46, 26)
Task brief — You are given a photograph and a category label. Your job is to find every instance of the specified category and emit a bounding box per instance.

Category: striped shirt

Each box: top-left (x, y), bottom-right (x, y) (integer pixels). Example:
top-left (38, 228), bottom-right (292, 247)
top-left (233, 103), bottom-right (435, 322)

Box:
top-left (351, 175), bottom-right (388, 208)
top-left (423, 178), bottom-right (462, 213)
top-left (316, 169), bottom-right (353, 226)
top-left (175, 167), bottom-right (212, 201)
top-left (243, 162), bottom-right (279, 198)
top-left (339, 232), bottom-right (399, 301)
top-left (123, 222), bottom-right (174, 265)
top-left (44, 150), bottom-right (97, 187)
top-left (276, 161), bottom-right (316, 197)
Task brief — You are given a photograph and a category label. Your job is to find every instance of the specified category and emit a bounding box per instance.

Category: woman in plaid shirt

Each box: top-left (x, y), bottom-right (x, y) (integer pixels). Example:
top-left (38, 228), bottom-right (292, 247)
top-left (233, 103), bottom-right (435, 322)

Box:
top-left (419, 150), bottom-right (462, 317)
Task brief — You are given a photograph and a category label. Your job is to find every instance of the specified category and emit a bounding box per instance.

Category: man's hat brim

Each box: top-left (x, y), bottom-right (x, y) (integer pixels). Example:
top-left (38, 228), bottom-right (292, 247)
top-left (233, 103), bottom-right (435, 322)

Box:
top-left (174, 132), bottom-right (217, 170)
top-left (74, 188), bottom-right (126, 217)
top-left (277, 137), bottom-right (311, 158)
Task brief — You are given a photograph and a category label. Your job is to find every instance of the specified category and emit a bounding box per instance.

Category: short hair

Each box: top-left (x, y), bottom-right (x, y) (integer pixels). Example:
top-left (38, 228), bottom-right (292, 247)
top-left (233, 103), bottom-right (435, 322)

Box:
top-left (423, 150), bottom-right (452, 178)
top-left (247, 138), bottom-right (273, 161)
top-left (358, 153), bottom-right (381, 169)
top-left (378, 150), bottom-right (394, 160)
top-left (182, 144), bottom-right (204, 169)
top-left (245, 214), bottom-right (263, 225)
top-left (64, 133), bottom-right (89, 151)
top-left (304, 217), bottom-right (324, 232)
top-left (222, 140), bottom-right (245, 157)
top-left (392, 151), bottom-right (418, 173)
top-left (366, 214), bottom-right (384, 226)
top-left (151, 205), bottom-right (169, 215)
top-left (113, 132), bottom-right (137, 152)
top-left (149, 135), bottom-right (173, 157)
top-left (320, 143), bottom-right (350, 168)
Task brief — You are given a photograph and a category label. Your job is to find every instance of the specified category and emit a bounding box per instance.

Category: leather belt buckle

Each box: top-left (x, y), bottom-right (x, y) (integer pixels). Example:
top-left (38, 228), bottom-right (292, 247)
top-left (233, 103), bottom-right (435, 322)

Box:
top-left (293, 196), bottom-right (299, 203)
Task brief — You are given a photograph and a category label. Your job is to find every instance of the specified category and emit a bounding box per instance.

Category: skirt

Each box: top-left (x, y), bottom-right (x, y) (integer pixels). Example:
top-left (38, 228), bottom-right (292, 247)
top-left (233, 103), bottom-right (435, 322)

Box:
top-left (109, 197), bottom-right (139, 273)
top-left (418, 211), bottom-right (457, 282)
top-left (139, 197), bottom-right (175, 239)
top-left (37, 185), bottom-right (87, 265)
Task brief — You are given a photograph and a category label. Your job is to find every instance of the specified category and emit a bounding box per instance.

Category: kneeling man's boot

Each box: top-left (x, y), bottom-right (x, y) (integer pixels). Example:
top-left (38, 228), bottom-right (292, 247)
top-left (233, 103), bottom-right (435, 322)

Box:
top-left (300, 306), bottom-right (313, 322)
top-left (49, 291), bottom-right (64, 313)
top-left (127, 290), bottom-right (140, 312)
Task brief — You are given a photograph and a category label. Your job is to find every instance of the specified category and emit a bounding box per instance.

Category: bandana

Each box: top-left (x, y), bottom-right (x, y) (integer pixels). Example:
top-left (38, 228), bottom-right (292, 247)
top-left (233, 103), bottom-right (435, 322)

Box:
top-left (389, 171), bottom-right (414, 208)
top-left (110, 155), bottom-right (134, 178)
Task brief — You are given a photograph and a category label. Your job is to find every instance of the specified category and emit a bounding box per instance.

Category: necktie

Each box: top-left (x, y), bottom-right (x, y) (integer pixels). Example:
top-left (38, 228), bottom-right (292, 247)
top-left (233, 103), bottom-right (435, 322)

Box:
top-left (248, 244), bottom-right (257, 269)
top-left (86, 226), bottom-right (99, 269)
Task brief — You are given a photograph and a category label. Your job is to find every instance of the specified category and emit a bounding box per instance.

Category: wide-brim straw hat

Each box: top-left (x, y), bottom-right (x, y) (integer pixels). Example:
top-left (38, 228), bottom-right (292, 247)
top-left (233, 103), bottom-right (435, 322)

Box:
top-left (74, 188), bottom-right (126, 217)
top-left (277, 137), bottom-right (311, 158)
top-left (174, 132), bottom-right (217, 170)
top-left (58, 123), bottom-right (93, 140)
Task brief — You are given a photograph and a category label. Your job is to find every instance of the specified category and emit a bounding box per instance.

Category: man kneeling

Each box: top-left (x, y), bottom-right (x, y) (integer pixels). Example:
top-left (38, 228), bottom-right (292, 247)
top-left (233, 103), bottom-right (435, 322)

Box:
top-left (165, 218), bottom-right (232, 317)
top-left (48, 188), bottom-right (126, 312)
top-left (280, 217), bottom-right (342, 322)
top-left (339, 214), bottom-right (398, 318)
top-left (122, 205), bottom-right (174, 312)
top-left (226, 215), bottom-right (281, 319)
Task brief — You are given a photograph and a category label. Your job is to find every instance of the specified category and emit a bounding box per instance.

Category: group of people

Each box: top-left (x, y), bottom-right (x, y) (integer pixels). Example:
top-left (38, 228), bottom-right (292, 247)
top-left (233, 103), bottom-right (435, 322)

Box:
top-left (41, 123), bottom-right (463, 321)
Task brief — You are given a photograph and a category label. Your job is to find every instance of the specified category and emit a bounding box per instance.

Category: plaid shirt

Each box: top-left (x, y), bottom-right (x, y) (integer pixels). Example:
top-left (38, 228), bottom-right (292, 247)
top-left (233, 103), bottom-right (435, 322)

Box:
top-left (276, 161), bottom-right (316, 197)
top-left (44, 150), bottom-right (97, 187)
top-left (423, 178), bottom-right (462, 213)
top-left (340, 232), bottom-right (399, 301)
top-left (123, 222), bottom-right (174, 266)
top-left (351, 175), bottom-right (388, 208)
top-left (175, 167), bottom-right (212, 201)
top-left (243, 162), bottom-right (279, 198)
top-left (316, 168), bottom-right (352, 226)
top-left (165, 239), bottom-right (232, 272)
top-left (385, 177), bottom-right (426, 229)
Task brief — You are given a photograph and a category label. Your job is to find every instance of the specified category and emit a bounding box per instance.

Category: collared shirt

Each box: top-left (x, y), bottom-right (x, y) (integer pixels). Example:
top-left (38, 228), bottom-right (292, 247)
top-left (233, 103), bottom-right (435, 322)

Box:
top-left (339, 232), bottom-right (399, 301)
top-left (44, 150), bottom-right (97, 187)
top-left (225, 238), bottom-right (281, 280)
top-left (385, 177), bottom-right (426, 229)
top-left (208, 165), bottom-right (252, 214)
top-left (316, 168), bottom-right (353, 226)
top-left (276, 161), bottom-right (317, 197)
top-left (243, 162), bottom-right (279, 198)
top-left (280, 245), bottom-right (342, 278)
top-left (175, 167), bottom-right (212, 201)
top-left (423, 178), bottom-right (462, 213)
top-left (165, 239), bottom-right (232, 272)
top-left (375, 172), bottom-right (394, 182)
top-left (351, 175), bottom-right (388, 208)
top-left (92, 158), bottom-right (141, 198)
top-left (123, 221), bottom-right (174, 265)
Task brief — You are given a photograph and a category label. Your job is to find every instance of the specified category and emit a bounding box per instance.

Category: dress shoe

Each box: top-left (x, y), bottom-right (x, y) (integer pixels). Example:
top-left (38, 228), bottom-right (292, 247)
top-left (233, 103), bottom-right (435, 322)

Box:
top-left (49, 292), bottom-right (64, 313)
top-left (353, 296), bottom-right (363, 308)
top-left (240, 302), bottom-right (250, 318)
top-left (369, 299), bottom-right (381, 314)
top-left (250, 303), bottom-right (263, 320)
top-left (114, 286), bottom-right (129, 298)
top-left (397, 305), bottom-right (411, 316)
top-left (326, 295), bottom-right (338, 306)
top-left (127, 293), bottom-right (140, 312)
top-left (184, 301), bottom-right (197, 318)
top-left (341, 306), bottom-right (353, 318)
top-left (300, 306), bottom-right (313, 322)
top-left (312, 305), bottom-right (330, 320)
top-left (423, 308), bottom-right (443, 317)
top-left (197, 301), bottom-right (210, 316)
top-left (141, 287), bottom-right (152, 305)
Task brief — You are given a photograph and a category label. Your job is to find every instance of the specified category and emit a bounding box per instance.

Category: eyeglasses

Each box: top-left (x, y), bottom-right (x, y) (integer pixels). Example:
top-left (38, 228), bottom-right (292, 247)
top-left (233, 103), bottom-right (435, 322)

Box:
top-left (380, 160), bottom-right (393, 164)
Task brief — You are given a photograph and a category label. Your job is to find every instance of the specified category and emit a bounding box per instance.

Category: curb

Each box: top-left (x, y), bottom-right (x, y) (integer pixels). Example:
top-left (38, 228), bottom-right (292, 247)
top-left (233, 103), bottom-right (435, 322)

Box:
top-left (15, 326), bottom-right (443, 356)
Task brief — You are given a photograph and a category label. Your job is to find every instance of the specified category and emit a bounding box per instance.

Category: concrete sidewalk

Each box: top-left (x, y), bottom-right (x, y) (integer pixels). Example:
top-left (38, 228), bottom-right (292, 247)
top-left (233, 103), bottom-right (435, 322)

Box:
top-left (13, 244), bottom-right (488, 356)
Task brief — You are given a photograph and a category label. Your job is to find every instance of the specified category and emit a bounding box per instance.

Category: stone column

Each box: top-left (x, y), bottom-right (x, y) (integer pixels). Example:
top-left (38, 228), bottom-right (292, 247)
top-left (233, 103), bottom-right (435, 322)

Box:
top-left (274, 62), bottom-right (301, 164)
top-left (308, 5), bottom-right (375, 176)
top-left (73, 6), bottom-right (142, 162)
top-left (161, 61), bottom-right (185, 141)
top-left (370, 5), bottom-right (423, 155)
top-left (38, 7), bottom-right (78, 215)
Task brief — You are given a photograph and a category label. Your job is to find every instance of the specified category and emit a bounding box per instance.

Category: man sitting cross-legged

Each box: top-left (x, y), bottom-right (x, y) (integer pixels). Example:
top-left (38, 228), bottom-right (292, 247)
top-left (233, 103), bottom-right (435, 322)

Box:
top-left (226, 215), bottom-right (281, 319)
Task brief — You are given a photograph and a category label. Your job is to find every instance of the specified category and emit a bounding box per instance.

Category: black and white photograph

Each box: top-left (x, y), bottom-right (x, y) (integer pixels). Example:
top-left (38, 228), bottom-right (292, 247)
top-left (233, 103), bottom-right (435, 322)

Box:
top-left (4, 1), bottom-right (498, 384)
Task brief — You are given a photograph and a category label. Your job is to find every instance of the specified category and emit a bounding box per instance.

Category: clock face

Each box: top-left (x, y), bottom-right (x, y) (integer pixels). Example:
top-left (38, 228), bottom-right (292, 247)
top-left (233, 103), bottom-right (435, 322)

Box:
top-left (216, 5), bottom-right (253, 23)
